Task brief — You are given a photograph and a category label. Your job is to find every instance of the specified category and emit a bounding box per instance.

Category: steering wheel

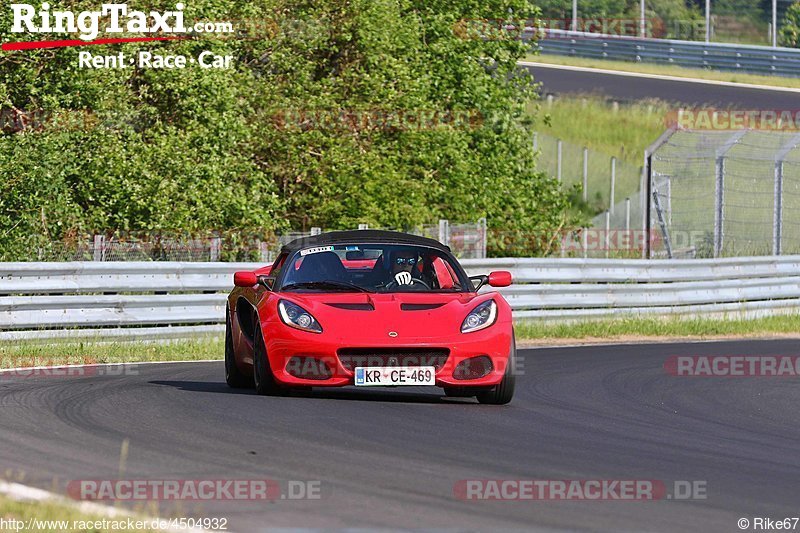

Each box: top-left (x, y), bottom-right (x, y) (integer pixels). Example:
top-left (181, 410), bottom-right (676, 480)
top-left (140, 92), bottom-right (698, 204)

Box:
top-left (384, 277), bottom-right (432, 290)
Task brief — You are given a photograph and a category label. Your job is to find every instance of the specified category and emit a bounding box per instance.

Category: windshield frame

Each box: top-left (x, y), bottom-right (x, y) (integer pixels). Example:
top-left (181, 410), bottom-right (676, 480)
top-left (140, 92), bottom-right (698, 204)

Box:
top-left (273, 243), bottom-right (474, 294)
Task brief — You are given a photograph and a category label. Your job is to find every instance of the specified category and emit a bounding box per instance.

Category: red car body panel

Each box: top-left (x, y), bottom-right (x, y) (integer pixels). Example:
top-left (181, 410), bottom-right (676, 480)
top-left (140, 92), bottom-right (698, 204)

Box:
top-left (226, 233), bottom-right (513, 390)
top-left (228, 288), bottom-right (513, 388)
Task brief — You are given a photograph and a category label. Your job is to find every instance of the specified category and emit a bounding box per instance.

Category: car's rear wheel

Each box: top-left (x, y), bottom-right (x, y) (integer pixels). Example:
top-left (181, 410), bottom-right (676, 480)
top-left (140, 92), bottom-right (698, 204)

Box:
top-left (225, 306), bottom-right (251, 389)
top-left (253, 327), bottom-right (288, 396)
top-left (476, 334), bottom-right (516, 405)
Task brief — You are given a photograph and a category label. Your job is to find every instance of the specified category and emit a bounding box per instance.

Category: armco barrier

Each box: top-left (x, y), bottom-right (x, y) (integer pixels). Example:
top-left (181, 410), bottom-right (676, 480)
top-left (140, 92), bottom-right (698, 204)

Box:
top-left (530, 29), bottom-right (800, 78)
top-left (1, 257), bottom-right (800, 341)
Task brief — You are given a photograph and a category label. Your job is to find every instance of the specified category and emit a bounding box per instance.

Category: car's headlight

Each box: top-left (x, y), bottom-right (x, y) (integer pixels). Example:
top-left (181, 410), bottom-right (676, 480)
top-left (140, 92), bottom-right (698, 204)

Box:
top-left (278, 300), bottom-right (322, 333)
top-left (461, 300), bottom-right (497, 333)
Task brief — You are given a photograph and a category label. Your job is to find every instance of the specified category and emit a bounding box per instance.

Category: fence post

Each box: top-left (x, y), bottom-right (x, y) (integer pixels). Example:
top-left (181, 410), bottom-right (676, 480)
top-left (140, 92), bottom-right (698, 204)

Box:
top-left (604, 211), bottom-right (611, 258)
top-left (714, 130), bottom-right (746, 258)
top-left (533, 132), bottom-right (538, 152)
top-left (625, 197), bottom-right (631, 232)
top-left (210, 237), bottom-right (221, 262)
top-left (93, 234), bottom-right (105, 262)
top-left (478, 217), bottom-right (487, 259)
top-left (641, 150), bottom-right (649, 259)
top-left (773, 133), bottom-right (800, 255)
top-left (557, 139), bottom-right (562, 183)
top-left (582, 147), bottom-right (589, 202)
top-left (258, 241), bottom-right (271, 263)
top-left (610, 156), bottom-right (616, 214)
top-left (438, 219), bottom-right (450, 247)
top-left (582, 227), bottom-right (588, 258)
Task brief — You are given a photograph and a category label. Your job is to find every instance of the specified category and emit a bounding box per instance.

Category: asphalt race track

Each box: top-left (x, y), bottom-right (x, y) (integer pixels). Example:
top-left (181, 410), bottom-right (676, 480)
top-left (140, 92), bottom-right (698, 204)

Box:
top-left (1, 339), bottom-right (799, 532)
top-left (523, 62), bottom-right (800, 108)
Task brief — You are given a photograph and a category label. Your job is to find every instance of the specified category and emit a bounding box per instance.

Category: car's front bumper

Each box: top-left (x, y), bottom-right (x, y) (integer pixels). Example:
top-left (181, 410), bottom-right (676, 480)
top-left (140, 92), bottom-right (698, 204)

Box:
top-left (261, 319), bottom-right (514, 388)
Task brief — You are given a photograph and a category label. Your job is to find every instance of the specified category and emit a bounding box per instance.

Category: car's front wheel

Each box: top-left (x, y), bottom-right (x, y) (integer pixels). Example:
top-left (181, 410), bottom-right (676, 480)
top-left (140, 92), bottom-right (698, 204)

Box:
top-left (253, 327), bottom-right (288, 396)
top-left (476, 334), bottom-right (516, 405)
top-left (225, 306), bottom-right (251, 389)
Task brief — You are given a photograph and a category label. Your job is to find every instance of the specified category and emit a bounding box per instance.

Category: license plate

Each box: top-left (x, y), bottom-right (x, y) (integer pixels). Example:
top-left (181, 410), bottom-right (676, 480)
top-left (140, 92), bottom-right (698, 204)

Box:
top-left (354, 366), bottom-right (435, 386)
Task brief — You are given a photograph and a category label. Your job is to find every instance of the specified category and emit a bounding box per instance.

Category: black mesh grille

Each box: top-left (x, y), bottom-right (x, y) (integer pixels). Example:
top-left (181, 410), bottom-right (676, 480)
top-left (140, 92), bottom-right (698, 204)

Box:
top-left (337, 348), bottom-right (449, 371)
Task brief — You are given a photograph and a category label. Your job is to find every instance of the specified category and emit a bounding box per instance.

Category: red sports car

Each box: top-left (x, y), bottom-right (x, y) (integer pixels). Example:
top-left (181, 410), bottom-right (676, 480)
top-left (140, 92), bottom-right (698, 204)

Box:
top-left (225, 230), bottom-right (516, 404)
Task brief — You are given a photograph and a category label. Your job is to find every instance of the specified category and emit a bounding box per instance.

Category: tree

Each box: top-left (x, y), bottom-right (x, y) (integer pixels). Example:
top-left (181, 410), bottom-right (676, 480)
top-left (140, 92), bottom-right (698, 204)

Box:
top-left (779, 1), bottom-right (800, 47)
top-left (0, 0), bottom-right (573, 258)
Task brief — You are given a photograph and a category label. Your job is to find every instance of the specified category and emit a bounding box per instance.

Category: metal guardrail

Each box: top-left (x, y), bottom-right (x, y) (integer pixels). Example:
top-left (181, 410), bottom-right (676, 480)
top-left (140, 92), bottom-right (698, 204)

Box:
top-left (532, 29), bottom-right (800, 78)
top-left (1, 257), bottom-right (800, 341)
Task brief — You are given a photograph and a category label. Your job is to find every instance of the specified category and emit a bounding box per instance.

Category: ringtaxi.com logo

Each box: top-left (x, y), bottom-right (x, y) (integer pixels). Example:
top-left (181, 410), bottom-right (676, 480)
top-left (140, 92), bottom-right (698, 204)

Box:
top-left (453, 479), bottom-right (707, 501)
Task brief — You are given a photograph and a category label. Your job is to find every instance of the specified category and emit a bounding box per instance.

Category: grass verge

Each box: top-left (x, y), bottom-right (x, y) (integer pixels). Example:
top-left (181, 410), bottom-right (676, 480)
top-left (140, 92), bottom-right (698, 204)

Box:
top-left (0, 338), bottom-right (223, 367)
top-left (2, 316), bottom-right (798, 366)
top-left (526, 54), bottom-right (800, 89)
top-left (0, 494), bottom-right (159, 532)
top-left (533, 95), bottom-right (668, 166)
top-left (515, 315), bottom-right (800, 344)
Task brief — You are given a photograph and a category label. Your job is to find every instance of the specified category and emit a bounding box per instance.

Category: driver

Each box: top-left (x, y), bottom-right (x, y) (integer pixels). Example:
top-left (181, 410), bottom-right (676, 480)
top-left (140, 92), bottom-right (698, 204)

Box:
top-left (390, 249), bottom-right (422, 286)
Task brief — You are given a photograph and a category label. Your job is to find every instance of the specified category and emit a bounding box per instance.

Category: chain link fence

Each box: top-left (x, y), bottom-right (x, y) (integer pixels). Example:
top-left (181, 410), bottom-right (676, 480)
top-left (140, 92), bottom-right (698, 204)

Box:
top-left (648, 129), bottom-right (800, 258)
top-left (28, 220), bottom-right (488, 262)
top-left (535, 131), bottom-right (647, 257)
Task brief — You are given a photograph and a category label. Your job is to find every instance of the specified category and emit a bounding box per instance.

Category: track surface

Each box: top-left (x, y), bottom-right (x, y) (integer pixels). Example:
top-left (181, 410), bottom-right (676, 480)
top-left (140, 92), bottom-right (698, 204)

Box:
top-left (524, 62), bottom-right (800, 107)
top-left (2, 340), bottom-right (800, 531)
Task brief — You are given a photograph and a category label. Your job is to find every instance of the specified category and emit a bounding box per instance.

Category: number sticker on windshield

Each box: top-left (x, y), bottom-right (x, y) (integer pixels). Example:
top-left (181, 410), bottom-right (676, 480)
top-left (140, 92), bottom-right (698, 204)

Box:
top-left (300, 246), bottom-right (334, 256)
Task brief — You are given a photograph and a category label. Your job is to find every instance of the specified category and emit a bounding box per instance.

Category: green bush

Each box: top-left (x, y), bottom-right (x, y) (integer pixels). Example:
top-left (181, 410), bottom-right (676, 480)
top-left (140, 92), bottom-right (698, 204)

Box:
top-left (0, 0), bottom-right (572, 259)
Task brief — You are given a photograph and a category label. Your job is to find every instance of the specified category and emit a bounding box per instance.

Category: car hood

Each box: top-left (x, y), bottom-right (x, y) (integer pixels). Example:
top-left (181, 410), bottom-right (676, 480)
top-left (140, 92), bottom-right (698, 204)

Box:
top-left (279, 292), bottom-right (494, 341)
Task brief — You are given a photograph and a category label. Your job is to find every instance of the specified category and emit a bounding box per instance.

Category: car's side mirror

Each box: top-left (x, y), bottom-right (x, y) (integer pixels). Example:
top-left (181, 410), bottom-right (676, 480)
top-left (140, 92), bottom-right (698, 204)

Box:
top-left (488, 271), bottom-right (512, 288)
top-left (233, 271), bottom-right (258, 287)
top-left (234, 272), bottom-right (275, 290)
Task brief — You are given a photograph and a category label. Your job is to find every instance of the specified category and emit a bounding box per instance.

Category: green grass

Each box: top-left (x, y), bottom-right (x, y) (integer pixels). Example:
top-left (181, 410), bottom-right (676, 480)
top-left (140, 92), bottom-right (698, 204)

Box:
top-left (0, 494), bottom-right (160, 532)
top-left (0, 338), bottom-right (223, 368)
top-left (527, 54), bottom-right (800, 89)
top-left (515, 314), bottom-right (800, 341)
top-left (531, 95), bottom-right (670, 167)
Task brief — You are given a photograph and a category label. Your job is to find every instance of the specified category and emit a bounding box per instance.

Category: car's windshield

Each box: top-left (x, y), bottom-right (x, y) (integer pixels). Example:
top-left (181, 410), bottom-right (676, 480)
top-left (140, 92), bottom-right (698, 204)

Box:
top-left (276, 244), bottom-right (470, 293)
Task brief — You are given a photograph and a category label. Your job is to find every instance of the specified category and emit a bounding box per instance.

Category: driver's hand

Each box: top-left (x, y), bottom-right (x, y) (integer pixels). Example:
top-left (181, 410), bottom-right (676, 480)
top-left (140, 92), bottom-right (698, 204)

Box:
top-left (394, 271), bottom-right (412, 285)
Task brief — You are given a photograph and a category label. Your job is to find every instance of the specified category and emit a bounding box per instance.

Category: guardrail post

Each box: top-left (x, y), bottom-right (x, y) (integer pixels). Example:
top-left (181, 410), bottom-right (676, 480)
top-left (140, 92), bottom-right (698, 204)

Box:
top-left (92, 234), bottom-right (105, 262)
